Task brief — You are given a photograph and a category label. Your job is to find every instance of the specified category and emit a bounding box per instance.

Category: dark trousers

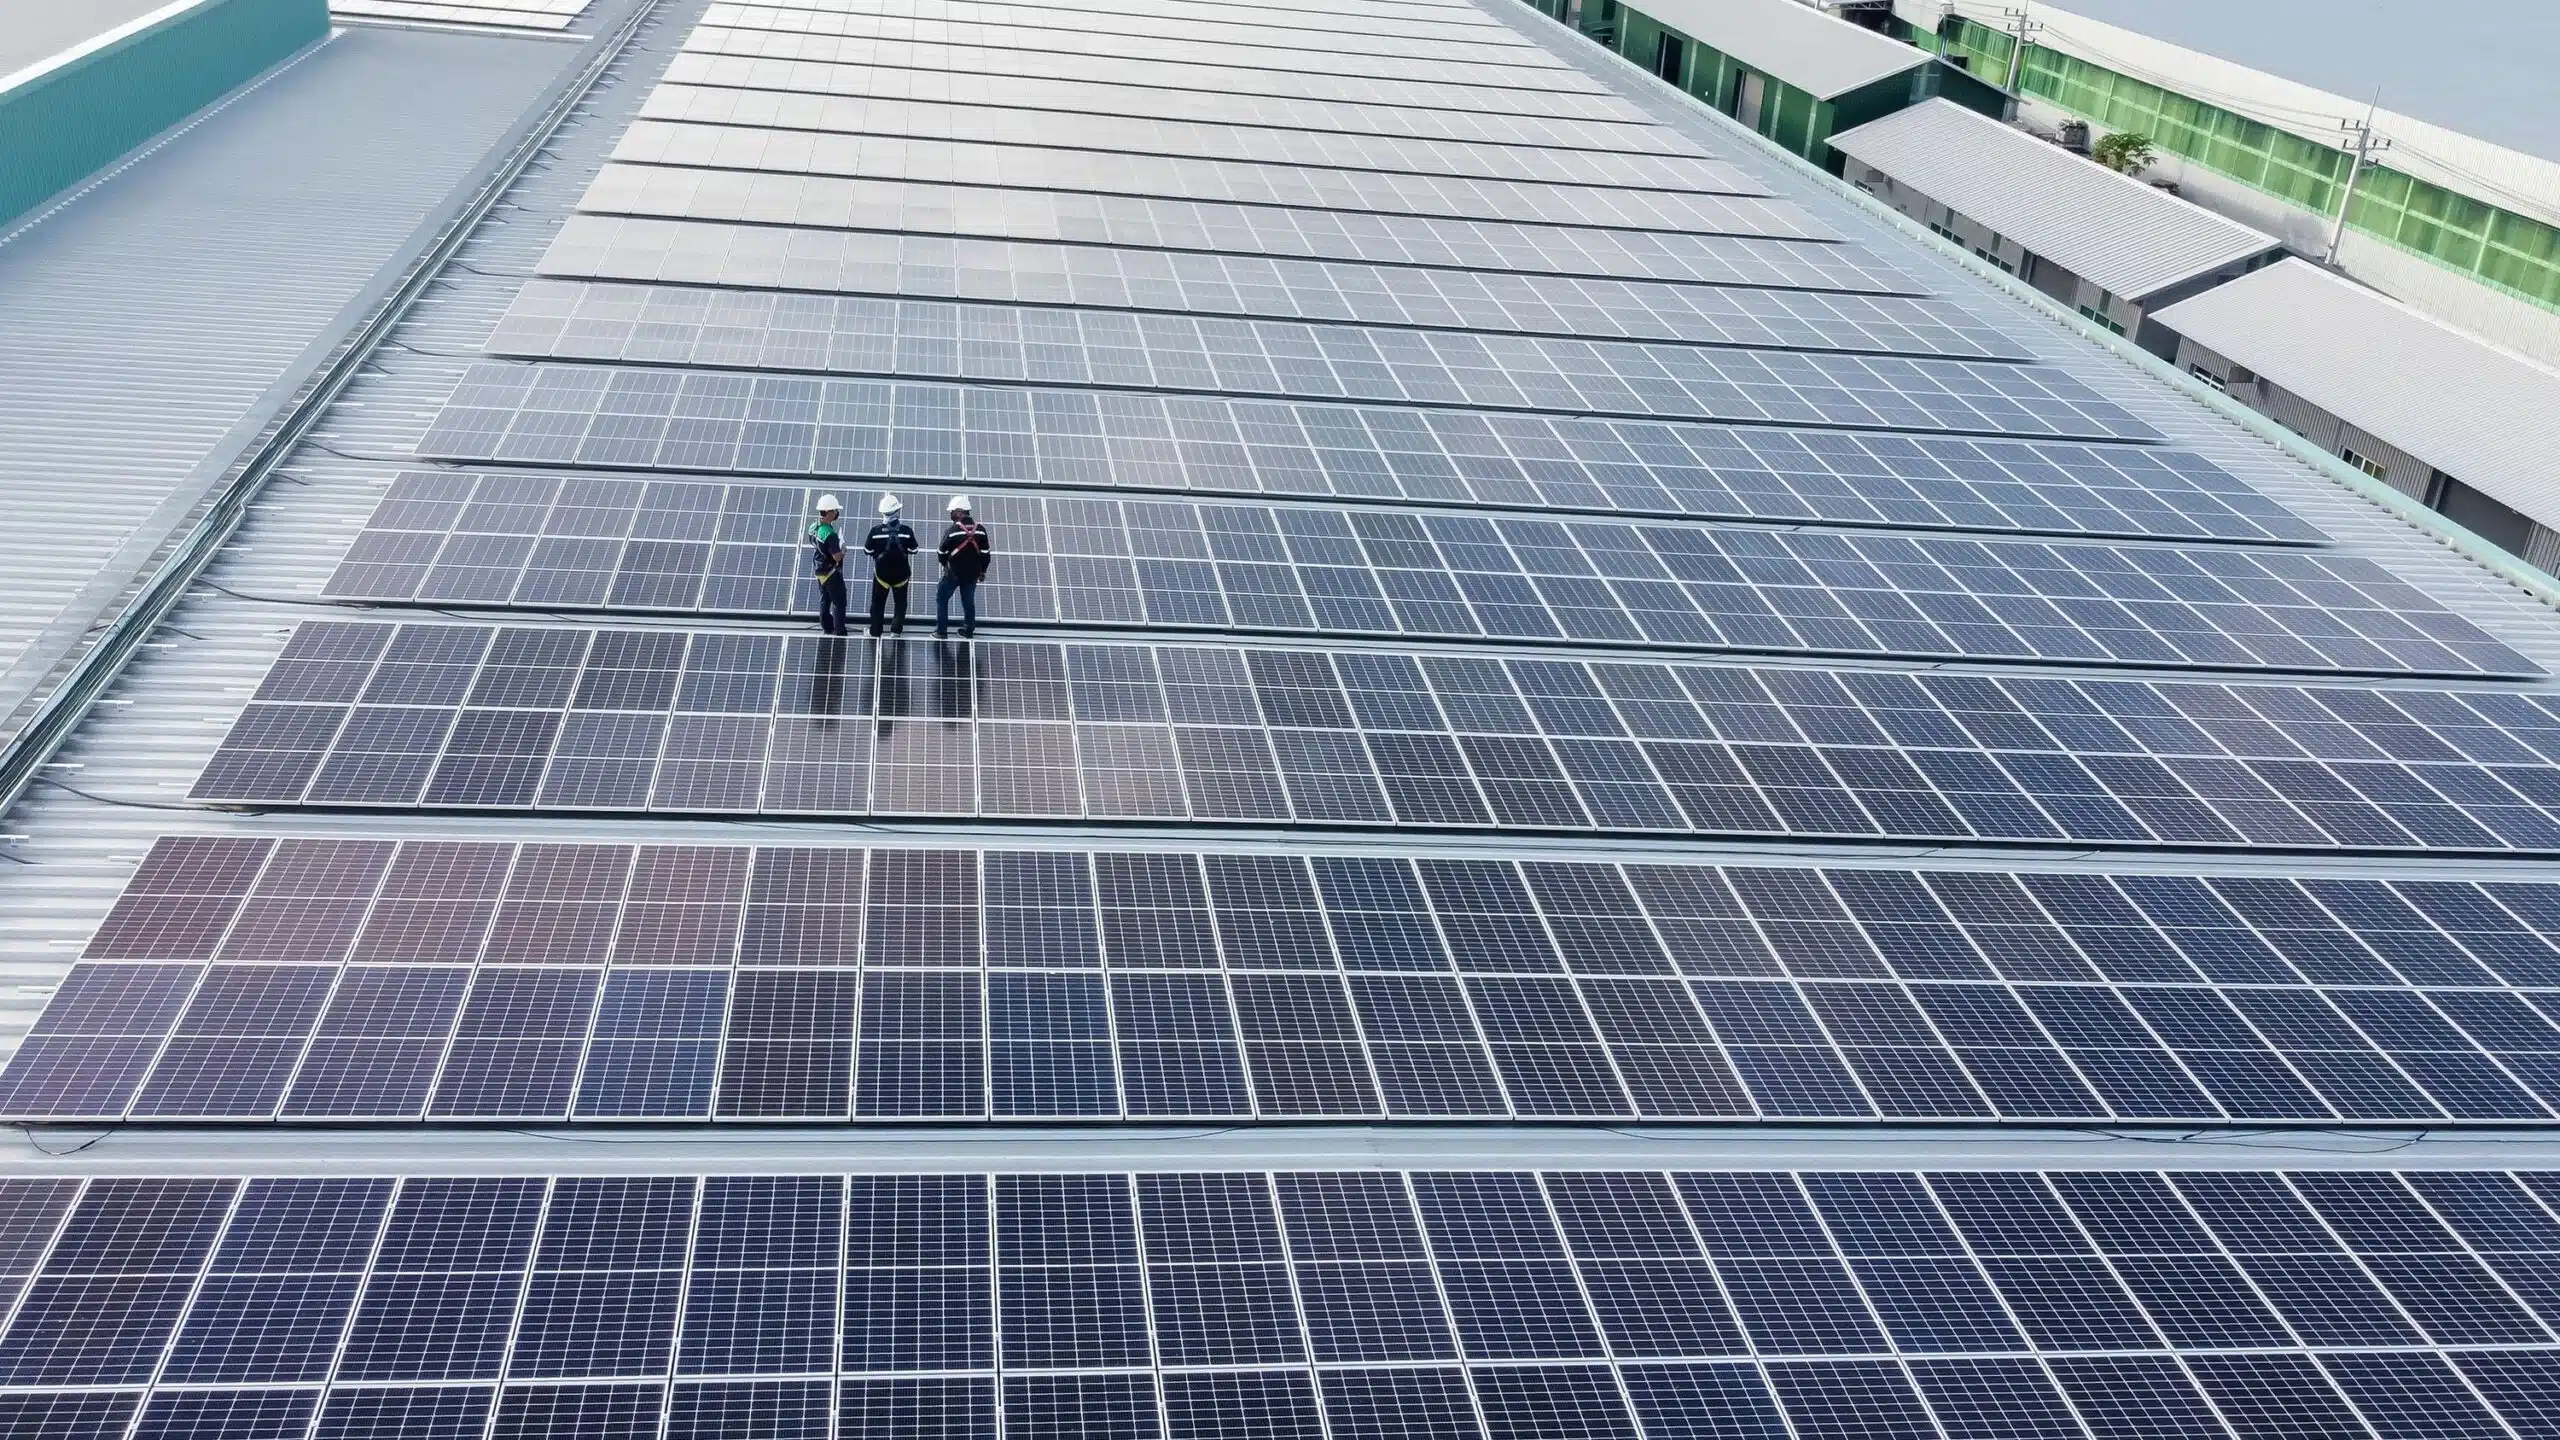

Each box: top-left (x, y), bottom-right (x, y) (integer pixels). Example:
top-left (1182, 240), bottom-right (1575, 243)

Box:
top-left (936, 575), bottom-right (978, 635)
top-left (816, 572), bottom-right (848, 635)
top-left (868, 577), bottom-right (909, 634)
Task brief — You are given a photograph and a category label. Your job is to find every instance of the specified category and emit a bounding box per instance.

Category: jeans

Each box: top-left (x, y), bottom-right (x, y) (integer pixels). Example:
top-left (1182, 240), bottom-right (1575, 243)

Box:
top-left (936, 575), bottom-right (979, 634)
top-left (816, 572), bottom-right (848, 635)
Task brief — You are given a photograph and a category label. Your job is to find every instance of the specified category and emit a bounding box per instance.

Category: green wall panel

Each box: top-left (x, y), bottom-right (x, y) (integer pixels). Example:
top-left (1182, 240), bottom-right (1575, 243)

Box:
top-left (0, 0), bottom-right (329, 228)
top-left (1935, 14), bottom-right (2560, 316)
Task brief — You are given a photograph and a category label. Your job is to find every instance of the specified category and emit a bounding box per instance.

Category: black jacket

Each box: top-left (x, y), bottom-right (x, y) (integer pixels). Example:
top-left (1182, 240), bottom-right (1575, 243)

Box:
top-left (938, 519), bottom-right (994, 583)
top-left (864, 519), bottom-right (917, 584)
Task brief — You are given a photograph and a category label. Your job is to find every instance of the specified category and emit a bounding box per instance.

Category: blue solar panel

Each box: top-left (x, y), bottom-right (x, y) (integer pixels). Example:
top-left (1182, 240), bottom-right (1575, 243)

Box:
top-left (33, 836), bottom-right (2560, 1125)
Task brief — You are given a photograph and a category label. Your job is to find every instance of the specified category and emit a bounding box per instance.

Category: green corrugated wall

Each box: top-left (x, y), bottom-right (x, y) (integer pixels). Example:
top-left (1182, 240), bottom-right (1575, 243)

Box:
top-left (0, 0), bottom-right (330, 230)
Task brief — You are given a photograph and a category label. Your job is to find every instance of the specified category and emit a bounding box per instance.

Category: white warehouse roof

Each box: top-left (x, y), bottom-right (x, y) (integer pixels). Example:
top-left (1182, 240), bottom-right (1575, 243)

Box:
top-left (2154, 257), bottom-right (2560, 524)
top-left (1644, 0), bottom-right (1927, 100)
top-left (1832, 99), bottom-right (2284, 301)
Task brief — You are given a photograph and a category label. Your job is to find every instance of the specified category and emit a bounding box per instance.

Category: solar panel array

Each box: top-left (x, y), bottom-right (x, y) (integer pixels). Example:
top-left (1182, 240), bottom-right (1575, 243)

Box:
top-left (23, 0), bottom-right (2560, 1425)
top-left (415, 383), bottom-right (2313, 538)
top-left (10, 1170), bottom-right (2560, 1439)
top-left (322, 477), bottom-right (2509, 673)
top-left (21, 836), bottom-right (2560, 1123)
top-left (493, 268), bottom-right (2020, 357)
top-left (194, 620), bottom-right (2560, 852)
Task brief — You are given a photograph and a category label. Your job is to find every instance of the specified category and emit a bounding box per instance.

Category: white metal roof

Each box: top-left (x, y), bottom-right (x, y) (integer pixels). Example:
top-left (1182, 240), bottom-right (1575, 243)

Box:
top-left (1642, 0), bottom-right (1925, 101)
top-left (1831, 98), bottom-right (2282, 301)
top-left (1922, 0), bottom-right (2560, 230)
top-left (2153, 258), bottom-right (2560, 528)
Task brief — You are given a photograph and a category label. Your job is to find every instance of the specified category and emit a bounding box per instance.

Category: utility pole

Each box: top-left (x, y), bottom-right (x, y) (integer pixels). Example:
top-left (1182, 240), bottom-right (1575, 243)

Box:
top-left (2000, 4), bottom-right (2043, 96)
top-left (2327, 90), bottom-right (2390, 263)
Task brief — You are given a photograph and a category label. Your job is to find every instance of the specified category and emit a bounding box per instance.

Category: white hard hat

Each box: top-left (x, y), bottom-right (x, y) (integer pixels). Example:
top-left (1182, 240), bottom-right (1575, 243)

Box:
top-left (947, 495), bottom-right (972, 513)
top-left (877, 493), bottom-right (902, 515)
top-left (815, 494), bottom-right (842, 513)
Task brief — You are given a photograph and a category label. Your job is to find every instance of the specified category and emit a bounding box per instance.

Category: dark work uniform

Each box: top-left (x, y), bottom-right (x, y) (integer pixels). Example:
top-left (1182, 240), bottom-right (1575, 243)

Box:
top-left (808, 520), bottom-right (848, 635)
top-left (865, 517), bottom-right (918, 635)
top-left (936, 517), bottom-right (993, 637)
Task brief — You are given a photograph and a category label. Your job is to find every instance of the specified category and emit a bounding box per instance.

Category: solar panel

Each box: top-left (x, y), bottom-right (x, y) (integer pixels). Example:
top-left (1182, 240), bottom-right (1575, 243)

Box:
top-left (190, 621), bottom-right (2560, 852)
top-left (19, 835), bottom-right (2560, 1122)
top-left (417, 387), bottom-right (2302, 540)
top-left (703, 0), bottom-right (1543, 58)
top-left (624, 78), bottom-right (1720, 192)
top-left (464, 334), bottom-right (2149, 438)
top-left (548, 199), bottom-right (1884, 287)
top-left (648, 50), bottom-right (1700, 152)
top-left (753, 0), bottom-right (1525, 52)
top-left (321, 478), bottom-right (2504, 674)
top-left (676, 20), bottom-right (1620, 108)
top-left (2, 1168), bottom-right (2558, 1437)
top-left (506, 257), bottom-right (2013, 357)
top-left (42, 0), bottom-right (2560, 1427)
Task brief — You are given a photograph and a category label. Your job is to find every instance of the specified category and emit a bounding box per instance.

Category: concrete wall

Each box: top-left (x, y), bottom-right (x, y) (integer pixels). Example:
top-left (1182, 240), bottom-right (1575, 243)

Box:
top-left (0, 0), bottom-right (329, 231)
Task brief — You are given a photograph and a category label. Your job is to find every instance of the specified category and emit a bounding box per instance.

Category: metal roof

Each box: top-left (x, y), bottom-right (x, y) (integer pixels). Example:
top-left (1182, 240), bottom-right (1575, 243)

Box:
top-left (2154, 257), bottom-right (2560, 528)
top-left (1641, 0), bottom-right (1926, 100)
top-left (0, 24), bottom-right (573, 728)
top-left (1830, 98), bottom-right (2284, 301)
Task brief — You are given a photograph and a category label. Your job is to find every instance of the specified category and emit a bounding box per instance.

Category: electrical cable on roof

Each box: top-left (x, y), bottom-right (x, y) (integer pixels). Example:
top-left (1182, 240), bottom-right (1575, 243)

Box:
top-left (304, 443), bottom-right (422, 465)
top-left (16, 1126), bottom-right (115, 1157)
top-left (32, 778), bottom-right (215, 815)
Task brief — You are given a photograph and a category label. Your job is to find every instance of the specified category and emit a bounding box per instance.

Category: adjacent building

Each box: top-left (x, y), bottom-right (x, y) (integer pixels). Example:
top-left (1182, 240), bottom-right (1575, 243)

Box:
top-left (1833, 97), bottom-right (2284, 351)
top-left (1892, 0), bottom-right (2560, 369)
top-left (2158, 257), bottom-right (2560, 570)
top-left (1519, 0), bottom-right (2000, 167)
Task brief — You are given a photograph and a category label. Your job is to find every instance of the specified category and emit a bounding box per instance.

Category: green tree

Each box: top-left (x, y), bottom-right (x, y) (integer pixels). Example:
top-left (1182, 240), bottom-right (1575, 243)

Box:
top-left (2093, 131), bottom-right (2157, 175)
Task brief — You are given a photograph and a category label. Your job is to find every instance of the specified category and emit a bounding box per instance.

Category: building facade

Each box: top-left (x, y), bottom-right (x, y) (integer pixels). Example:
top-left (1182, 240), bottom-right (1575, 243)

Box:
top-left (1892, 0), bottom-right (2560, 368)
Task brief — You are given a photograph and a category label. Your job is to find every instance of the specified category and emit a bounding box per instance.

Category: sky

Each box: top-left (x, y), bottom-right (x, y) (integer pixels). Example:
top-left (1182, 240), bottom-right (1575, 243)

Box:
top-left (2044, 0), bottom-right (2560, 163)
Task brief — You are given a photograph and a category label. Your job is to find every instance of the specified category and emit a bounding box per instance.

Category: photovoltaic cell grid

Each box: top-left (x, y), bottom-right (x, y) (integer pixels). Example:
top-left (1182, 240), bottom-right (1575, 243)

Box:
top-left (553, 185), bottom-right (1889, 286)
top-left (830, 0), bottom-right (1530, 44)
top-left (696, 0), bottom-right (1560, 63)
top-left (415, 378), bottom-right (2303, 539)
top-left (676, 21), bottom-right (1626, 110)
top-left (706, 0), bottom-right (1552, 47)
top-left (646, 52), bottom-right (1695, 155)
top-left (321, 476), bottom-right (2508, 675)
top-left (10, 1171), bottom-right (2560, 1440)
top-left (501, 259), bottom-right (2017, 360)
top-left (582, 155), bottom-right (1790, 277)
top-left (472, 315), bottom-right (2152, 436)
top-left (194, 621), bottom-right (2560, 855)
top-left (26, 836), bottom-right (2560, 1121)
top-left (605, 120), bottom-right (1765, 230)
top-left (622, 77), bottom-right (1751, 193)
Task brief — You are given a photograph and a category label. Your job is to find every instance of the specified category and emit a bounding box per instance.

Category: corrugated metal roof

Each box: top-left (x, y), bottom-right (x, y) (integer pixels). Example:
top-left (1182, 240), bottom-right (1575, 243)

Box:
top-left (1642, 0), bottom-right (1925, 100)
top-left (0, 24), bottom-right (572, 726)
top-left (1932, 0), bottom-right (2560, 231)
top-left (2153, 257), bottom-right (2560, 528)
top-left (1831, 98), bottom-right (2284, 300)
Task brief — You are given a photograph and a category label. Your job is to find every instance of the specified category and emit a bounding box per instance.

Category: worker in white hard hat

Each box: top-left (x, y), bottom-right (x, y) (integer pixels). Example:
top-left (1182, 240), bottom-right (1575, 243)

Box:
top-left (862, 493), bottom-right (918, 636)
top-left (935, 494), bottom-right (992, 639)
top-left (808, 494), bottom-right (849, 636)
